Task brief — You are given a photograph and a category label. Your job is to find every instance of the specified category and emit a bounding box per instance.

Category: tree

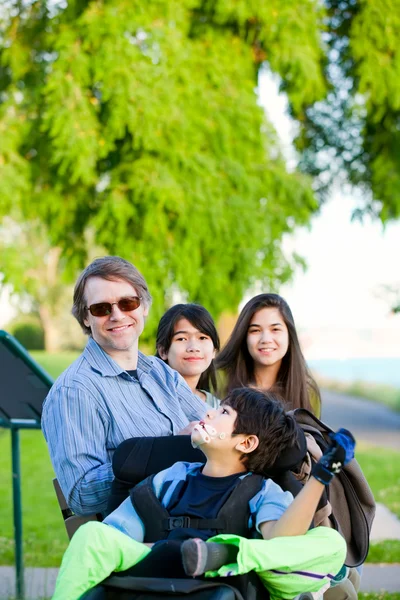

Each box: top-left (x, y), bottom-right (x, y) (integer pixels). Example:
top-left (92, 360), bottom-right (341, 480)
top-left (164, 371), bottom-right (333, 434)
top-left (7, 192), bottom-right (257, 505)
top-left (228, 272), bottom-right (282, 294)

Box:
top-left (0, 215), bottom-right (86, 351)
top-left (295, 0), bottom-right (400, 221)
top-left (0, 0), bottom-right (328, 333)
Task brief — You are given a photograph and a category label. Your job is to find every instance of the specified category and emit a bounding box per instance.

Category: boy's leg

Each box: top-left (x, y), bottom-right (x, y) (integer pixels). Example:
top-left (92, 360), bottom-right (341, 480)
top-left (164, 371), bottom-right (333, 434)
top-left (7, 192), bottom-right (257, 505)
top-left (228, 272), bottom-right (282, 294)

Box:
top-left (205, 527), bottom-right (347, 600)
top-left (53, 522), bottom-right (151, 600)
top-left (125, 540), bottom-right (189, 578)
top-left (323, 566), bottom-right (360, 600)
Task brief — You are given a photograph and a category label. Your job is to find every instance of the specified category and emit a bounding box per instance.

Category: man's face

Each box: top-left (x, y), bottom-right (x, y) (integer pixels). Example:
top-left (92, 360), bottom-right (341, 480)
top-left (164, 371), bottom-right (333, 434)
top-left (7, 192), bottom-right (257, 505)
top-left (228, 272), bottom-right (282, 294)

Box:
top-left (83, 276), bottom-right (148, 360)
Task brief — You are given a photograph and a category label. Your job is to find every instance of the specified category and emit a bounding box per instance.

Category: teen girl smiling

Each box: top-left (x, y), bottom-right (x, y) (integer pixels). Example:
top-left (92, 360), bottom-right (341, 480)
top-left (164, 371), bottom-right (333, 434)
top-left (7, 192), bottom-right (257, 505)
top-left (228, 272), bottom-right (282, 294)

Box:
top-left (216, 293), bottom-right (321, 416)
top-left (156, 303), bottom-right (220, 407)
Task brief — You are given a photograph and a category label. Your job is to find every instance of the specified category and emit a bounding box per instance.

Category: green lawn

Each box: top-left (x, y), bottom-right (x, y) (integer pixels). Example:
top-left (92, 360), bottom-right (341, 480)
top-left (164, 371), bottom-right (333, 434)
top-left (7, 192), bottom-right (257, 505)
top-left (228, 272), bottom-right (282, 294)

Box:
top-left (0, 429), bottom-right (68, 566)
top-left (30, 350), bottom-right (79, 380)
top-left (360, 596), bottom-right (400, 600)
top-left (356, 443), bottom-right (400, 564)
top-left (356, 444), bottom-right (400, 518)
top-left (1, 430), bottom-right (399, 566)
top-left (1, 352), bottom-right (399, 567)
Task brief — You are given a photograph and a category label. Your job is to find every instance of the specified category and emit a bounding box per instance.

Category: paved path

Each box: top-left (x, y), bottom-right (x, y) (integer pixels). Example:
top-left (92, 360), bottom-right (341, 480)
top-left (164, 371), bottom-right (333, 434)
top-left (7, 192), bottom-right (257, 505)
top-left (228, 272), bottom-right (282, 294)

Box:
top-left (360, 564), bottom-right (400, 592)
top-left (1, 564), bottom-right (400, 597)
top-left (0, 566), bottom-right (58, 599)
top-left (321, 389), bottom-right (400, 450)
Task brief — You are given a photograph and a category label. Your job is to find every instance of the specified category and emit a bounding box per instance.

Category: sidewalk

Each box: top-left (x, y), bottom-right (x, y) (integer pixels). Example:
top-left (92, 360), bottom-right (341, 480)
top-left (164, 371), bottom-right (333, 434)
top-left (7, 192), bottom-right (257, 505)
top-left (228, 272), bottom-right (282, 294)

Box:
top-left (0, 566), bottom-right (58, 599)
top-left (1, 563), bottom-right (400, 598)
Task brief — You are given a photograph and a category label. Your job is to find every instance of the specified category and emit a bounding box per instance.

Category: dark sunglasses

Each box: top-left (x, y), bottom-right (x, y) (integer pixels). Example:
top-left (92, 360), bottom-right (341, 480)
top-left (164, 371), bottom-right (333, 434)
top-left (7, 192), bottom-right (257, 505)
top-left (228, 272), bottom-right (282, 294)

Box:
top-left (86, 296), bottom-right (142, 317)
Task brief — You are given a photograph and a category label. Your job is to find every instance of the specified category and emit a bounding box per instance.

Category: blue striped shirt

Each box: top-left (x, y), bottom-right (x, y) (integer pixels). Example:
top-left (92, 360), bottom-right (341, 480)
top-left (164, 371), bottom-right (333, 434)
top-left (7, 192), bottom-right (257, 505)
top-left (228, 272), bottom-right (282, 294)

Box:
top-left (41, 338), bottom-right (207, 516)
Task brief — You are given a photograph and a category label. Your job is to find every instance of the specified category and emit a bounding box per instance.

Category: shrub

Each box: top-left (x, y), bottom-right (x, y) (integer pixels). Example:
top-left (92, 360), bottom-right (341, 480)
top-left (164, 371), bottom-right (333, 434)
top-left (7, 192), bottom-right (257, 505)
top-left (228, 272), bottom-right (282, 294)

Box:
top-left (7, 315), bottom-right (45, 350)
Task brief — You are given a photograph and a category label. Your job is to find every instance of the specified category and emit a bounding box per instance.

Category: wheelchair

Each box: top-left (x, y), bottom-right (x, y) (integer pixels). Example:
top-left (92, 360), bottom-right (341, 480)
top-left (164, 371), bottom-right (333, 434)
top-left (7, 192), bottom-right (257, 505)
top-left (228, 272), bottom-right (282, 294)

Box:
top-left (56, 433), bottom-right (312, 600)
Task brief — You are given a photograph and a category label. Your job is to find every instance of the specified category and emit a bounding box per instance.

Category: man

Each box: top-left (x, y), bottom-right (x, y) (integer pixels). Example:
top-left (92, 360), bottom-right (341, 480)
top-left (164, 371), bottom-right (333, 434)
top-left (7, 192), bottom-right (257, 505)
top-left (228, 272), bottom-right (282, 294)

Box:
top-left (42, 256), bottom-right (206, 516)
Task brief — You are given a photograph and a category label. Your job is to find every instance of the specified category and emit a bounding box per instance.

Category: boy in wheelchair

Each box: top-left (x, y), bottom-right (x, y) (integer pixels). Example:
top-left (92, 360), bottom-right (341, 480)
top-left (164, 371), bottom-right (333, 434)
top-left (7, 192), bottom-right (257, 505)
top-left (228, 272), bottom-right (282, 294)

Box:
top-left (52, 388), bottom-right (353, 600)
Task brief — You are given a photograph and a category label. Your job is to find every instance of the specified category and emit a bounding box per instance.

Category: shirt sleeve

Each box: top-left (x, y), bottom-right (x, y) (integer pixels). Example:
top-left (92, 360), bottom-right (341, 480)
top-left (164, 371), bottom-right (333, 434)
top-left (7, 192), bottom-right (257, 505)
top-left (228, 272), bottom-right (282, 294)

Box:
top-left (250, 478), bottom-right (294, 532)
top-left (41, 384), bottom-right (113, 516)
top-left (103, 497), bottom-right (145, 542)
top-left (173, 370), bottom-right (207, 421)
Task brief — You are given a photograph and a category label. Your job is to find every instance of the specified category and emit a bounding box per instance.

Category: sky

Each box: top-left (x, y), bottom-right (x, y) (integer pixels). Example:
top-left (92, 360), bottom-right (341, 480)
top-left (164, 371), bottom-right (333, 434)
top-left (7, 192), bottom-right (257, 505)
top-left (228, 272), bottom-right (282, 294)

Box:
top-left (258, 69), bottom-right (400, 358)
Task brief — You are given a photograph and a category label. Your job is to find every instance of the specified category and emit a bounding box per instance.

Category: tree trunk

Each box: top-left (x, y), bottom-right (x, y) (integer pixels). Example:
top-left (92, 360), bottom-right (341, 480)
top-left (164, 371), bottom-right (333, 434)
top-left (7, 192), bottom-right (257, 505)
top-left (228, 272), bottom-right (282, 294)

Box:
top-left (217, 311), bottom-right (238, 346)
top-left (39, 304), bottom-right (63, 353)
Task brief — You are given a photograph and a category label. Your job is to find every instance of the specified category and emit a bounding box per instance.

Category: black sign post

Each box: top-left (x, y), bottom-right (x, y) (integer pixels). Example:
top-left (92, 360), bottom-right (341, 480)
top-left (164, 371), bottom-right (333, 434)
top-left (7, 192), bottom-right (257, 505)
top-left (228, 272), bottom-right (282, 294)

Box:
top-left (0, 330), bottom-right (53, 599)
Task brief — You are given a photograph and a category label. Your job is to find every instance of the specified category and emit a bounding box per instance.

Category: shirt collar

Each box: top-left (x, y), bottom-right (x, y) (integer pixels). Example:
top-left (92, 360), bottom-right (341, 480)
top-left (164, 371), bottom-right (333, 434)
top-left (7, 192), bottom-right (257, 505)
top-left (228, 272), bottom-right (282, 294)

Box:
top-left (83, 337), bottom-right (153, 377)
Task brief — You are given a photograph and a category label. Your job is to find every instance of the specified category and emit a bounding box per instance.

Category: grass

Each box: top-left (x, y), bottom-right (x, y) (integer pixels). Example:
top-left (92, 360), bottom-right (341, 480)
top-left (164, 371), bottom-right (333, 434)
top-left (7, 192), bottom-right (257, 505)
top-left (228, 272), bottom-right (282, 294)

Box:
top-left (29, 350), bottom-right (79, 380)
top-left (315, 375), bottom-right (400, 413)
top-left (356, 444), bottom-right (400, 519)
top-left (0, 429), bottom-right (68, 566)
top-left (0, 433), bottom-right (399, 566)
top-left (356, 443), bottom-right (400, 564)
top-left (359, 596), bottom-right (400, 600)
top-left (1, 353), bottom-right (399, 567)
top-left (367, 540), bottom-right (400, 563)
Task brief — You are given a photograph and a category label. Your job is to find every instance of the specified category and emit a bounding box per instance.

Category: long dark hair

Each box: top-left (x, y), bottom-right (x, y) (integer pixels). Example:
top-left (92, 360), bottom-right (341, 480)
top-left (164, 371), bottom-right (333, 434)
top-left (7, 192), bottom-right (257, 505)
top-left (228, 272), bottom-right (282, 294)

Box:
top-left (216, 294), bottom-right (320, 413)
top-left (156, 304), bottom-right (220, 393)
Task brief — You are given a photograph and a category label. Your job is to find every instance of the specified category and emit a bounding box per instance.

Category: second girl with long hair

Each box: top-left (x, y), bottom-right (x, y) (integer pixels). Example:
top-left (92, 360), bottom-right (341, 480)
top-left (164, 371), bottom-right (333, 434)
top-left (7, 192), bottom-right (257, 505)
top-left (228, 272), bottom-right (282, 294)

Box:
top-left (216, 293), bottom-right (320, 416)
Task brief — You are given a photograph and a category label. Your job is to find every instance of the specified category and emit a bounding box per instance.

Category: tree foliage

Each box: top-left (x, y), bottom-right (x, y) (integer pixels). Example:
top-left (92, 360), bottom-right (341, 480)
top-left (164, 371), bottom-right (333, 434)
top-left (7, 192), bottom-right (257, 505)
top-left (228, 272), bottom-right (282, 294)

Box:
top-left (296, 0), bottom-right (400, 221)
top-left (0, 215), bottom-right (86, 350)
top-left (0, 0), bottom-right (327, 333)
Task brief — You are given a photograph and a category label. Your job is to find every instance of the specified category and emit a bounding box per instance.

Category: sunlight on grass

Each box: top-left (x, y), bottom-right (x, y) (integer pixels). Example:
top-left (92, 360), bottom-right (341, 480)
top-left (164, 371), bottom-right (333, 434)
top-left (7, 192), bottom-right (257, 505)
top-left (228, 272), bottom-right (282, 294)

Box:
top-left (367, 540), bottom-right (400, 563)
top-left (30, 351), bottom-right (79, 379)
top-left (0, 429), bottom-right (68, 566)
top-left (356, 443), bottom-right (400, 519)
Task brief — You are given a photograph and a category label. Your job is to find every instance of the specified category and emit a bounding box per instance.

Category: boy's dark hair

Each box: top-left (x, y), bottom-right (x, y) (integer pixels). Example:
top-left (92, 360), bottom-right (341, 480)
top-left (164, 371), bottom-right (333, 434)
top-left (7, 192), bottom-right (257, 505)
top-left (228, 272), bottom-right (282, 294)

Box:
top-left (223, 387), bottom-right (300, 473)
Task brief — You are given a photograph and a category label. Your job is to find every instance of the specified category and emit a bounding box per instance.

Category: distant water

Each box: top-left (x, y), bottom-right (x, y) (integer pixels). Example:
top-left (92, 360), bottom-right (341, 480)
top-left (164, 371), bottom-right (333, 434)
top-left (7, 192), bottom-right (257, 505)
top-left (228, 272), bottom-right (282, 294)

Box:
top-left (308, 357), bottom-right (400, 388)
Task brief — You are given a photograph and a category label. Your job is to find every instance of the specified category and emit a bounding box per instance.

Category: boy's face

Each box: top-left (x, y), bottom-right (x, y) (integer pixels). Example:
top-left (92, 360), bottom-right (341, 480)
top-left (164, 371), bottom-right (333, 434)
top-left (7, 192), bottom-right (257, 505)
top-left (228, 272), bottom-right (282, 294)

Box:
top-left (204, 403), bottom-right (238, 437)
top-left (192, 403), bottom-right (257, 459)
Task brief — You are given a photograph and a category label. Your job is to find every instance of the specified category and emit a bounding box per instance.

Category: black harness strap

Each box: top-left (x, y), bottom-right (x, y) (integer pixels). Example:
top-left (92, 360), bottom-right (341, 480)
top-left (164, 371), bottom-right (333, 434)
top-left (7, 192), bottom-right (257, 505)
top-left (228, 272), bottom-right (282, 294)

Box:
top-left (131, 472), bottom-right (265, 543)
top-left (162, 517), bottom-right (226, 531)
top-left (130, 475), bottom-right (171, 542)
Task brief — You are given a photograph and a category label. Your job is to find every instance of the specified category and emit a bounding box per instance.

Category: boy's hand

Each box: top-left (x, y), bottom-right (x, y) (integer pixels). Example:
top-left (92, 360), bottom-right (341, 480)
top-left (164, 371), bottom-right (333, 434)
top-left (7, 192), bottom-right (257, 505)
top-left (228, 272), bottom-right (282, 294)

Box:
top-left (312, 428), bottom-right (356, 485)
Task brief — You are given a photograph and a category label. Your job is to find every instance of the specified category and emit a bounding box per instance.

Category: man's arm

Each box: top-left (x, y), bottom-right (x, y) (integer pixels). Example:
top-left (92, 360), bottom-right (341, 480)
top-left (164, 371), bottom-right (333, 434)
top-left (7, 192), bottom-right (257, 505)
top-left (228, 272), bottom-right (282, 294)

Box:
top-left (42, 385), bottom-right (113, 515)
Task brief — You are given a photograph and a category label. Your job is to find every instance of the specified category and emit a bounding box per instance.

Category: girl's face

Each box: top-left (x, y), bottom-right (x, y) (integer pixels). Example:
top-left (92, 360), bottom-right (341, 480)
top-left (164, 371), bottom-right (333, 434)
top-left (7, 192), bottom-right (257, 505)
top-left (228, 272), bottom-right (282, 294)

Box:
top-left (246, 307), bottom-right (289, 370)
top-left (159, 318), bottom-right (216, 381)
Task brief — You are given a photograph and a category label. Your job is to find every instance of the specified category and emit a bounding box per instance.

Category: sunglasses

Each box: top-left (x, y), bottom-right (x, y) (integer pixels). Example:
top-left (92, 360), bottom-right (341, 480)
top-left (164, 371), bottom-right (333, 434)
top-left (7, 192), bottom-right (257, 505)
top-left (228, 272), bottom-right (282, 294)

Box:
top-left (86, 296), bottom-right (142, 317)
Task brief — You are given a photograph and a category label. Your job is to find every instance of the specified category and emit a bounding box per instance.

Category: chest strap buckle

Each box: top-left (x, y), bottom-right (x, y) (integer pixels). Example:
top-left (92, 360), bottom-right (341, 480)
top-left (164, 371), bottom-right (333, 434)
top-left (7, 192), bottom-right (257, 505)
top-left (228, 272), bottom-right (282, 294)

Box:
top-left (165, 516), bottom-right (191, 530)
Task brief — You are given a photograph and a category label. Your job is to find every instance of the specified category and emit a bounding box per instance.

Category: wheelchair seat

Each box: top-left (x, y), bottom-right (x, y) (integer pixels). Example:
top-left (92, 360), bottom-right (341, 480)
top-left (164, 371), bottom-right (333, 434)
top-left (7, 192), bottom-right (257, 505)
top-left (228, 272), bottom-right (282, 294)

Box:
top-left (81, 572), bottom-right (269, 600)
